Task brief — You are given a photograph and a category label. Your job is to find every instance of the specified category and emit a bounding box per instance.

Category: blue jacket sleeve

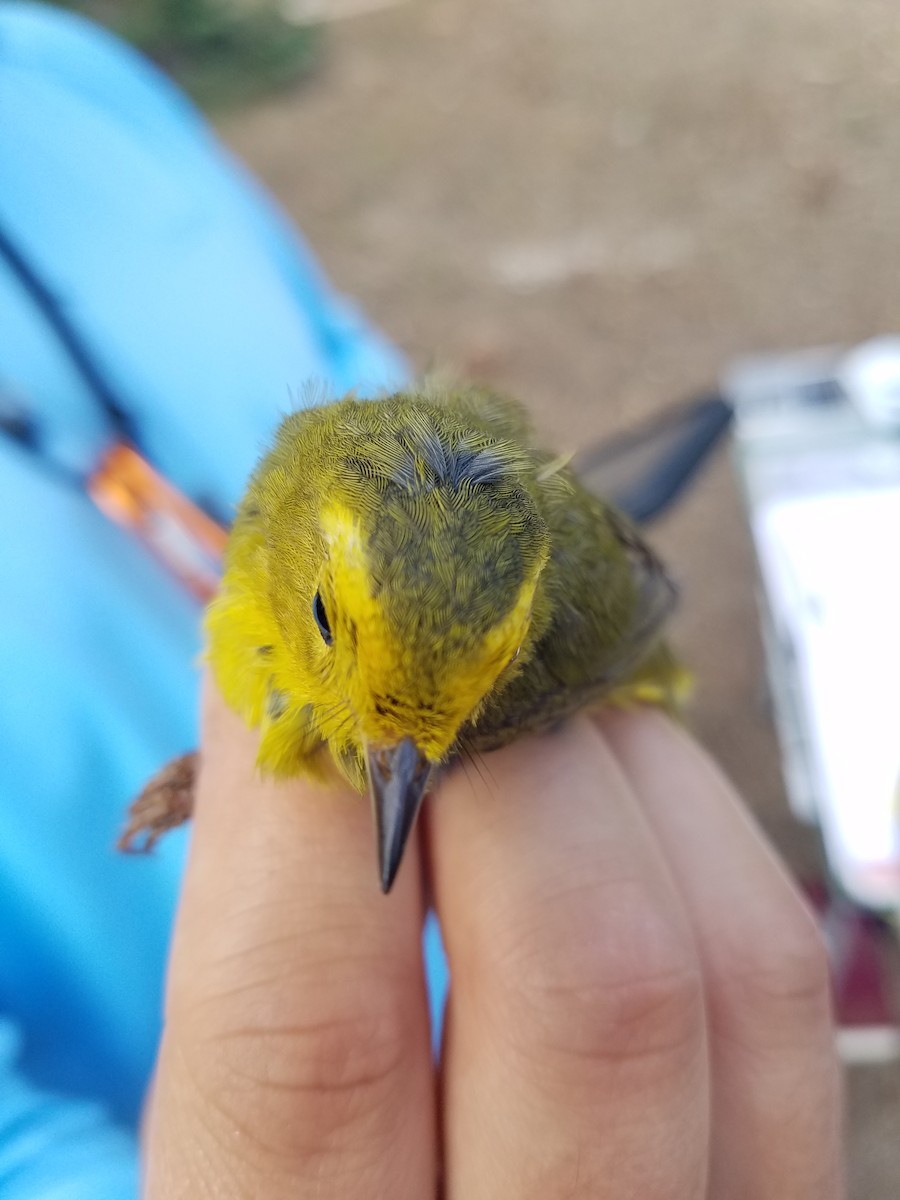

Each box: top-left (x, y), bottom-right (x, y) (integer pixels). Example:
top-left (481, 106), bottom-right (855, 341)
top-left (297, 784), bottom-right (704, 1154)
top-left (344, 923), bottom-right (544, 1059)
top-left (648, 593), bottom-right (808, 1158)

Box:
top-left (0, 1023), bottom-right (138, 1200)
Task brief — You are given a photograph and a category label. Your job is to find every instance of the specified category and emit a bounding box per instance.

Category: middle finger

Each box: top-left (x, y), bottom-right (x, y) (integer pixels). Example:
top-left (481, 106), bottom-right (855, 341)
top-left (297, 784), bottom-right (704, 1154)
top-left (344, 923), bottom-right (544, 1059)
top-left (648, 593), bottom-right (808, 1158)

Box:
top-left (429, 717), bottom-right (709, 1199)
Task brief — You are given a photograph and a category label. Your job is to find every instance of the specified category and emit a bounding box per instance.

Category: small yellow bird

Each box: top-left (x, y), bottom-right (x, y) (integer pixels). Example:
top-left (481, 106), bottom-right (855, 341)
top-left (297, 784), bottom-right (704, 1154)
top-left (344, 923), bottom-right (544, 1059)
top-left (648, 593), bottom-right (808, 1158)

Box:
top-left (121, 384), bottom-right (687, 891)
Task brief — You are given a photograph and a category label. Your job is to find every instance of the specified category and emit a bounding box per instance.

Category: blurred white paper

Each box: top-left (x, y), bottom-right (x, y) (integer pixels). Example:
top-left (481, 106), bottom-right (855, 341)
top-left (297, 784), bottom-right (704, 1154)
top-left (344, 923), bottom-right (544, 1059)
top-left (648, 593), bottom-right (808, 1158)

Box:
top-left (753, 487), bottom-right (900, 909)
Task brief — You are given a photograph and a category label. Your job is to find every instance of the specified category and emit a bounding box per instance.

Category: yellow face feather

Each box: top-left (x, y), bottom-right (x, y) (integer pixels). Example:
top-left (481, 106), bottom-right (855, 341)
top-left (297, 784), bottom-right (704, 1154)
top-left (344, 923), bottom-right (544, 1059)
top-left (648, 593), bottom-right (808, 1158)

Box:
top-left (321, 500), bottom-right (545, 759)
top-left (206, 392), bottom-right (553, 782)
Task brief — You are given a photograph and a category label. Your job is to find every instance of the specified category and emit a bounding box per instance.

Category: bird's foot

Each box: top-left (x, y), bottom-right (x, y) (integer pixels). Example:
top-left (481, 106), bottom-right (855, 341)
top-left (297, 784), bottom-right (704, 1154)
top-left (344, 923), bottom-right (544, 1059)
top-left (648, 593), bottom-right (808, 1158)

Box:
top-left (117, 751), bottom-right (198, 853)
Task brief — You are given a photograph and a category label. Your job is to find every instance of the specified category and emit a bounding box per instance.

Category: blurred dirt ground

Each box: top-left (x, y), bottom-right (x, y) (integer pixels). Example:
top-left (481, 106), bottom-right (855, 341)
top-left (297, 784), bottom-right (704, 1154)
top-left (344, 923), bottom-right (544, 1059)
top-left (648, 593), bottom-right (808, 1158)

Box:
top-left (216, 0), bottom-right (900, 1190)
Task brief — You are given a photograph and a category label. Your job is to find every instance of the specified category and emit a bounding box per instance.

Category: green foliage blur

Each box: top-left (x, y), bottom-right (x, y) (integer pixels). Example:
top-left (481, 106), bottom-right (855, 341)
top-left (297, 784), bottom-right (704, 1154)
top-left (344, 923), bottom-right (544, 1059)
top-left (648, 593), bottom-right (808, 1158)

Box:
top-left (52, 0), bottom-right (320, 108)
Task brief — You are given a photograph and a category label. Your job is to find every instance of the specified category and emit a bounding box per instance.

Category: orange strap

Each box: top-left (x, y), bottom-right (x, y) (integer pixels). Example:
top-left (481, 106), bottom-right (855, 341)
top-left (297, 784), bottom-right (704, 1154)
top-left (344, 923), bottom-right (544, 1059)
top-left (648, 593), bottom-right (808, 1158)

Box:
top-left (87, 442), bottom-right (228, 603)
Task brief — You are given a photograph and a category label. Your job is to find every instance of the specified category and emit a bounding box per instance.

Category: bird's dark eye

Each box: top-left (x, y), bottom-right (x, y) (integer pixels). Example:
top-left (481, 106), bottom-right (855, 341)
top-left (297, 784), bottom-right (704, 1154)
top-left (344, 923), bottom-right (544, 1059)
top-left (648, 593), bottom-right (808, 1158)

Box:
top-left (313, 590), bottom-right (333, 645)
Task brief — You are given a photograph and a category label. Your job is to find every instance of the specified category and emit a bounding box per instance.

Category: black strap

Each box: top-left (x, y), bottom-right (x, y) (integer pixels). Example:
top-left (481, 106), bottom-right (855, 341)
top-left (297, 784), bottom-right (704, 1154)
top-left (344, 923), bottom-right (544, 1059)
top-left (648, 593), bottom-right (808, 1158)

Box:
top-left (0, 217), bottom-right (137, 479)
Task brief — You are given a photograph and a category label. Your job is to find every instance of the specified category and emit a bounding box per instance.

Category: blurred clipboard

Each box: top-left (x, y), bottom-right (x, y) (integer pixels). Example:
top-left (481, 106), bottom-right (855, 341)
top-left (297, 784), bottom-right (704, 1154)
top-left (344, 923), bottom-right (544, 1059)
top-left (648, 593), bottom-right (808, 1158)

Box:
top-left (753, 487), bottom-right (900, 910)
top-left (727, 343), bottom-right (900, 913)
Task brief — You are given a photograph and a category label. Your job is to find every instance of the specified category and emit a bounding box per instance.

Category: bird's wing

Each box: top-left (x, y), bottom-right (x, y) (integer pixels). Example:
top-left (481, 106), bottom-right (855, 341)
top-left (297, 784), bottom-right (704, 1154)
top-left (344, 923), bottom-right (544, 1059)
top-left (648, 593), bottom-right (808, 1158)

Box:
top-left (593, 505), bottom-right (678, 681)
top-left (463, 500), bottom-right (679, 752)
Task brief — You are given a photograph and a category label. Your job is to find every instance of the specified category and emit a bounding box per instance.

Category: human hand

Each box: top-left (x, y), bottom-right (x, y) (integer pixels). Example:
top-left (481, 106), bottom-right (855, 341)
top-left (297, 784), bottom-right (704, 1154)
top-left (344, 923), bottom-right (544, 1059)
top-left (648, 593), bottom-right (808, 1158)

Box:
top-left (142, 681), bottom-right (843, 1198)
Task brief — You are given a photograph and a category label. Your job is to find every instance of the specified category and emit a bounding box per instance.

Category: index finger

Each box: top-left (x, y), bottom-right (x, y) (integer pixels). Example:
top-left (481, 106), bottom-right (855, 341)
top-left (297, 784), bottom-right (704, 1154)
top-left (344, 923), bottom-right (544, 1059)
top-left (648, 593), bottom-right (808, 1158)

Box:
top-left (143, 679), bottom-right (436, 1199)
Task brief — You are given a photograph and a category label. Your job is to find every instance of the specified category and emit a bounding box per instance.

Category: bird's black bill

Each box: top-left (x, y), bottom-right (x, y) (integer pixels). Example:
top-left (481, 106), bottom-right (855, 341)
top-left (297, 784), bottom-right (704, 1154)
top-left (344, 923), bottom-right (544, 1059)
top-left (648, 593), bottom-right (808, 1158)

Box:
top-left (367, 739), bottom-right (432, 894)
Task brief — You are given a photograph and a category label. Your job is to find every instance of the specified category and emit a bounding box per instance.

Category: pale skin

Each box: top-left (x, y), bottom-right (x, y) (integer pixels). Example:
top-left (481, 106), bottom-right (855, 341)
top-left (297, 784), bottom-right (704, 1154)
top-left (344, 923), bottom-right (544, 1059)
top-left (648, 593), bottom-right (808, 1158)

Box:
top-left (143, 679), bottom-right (844, 1198)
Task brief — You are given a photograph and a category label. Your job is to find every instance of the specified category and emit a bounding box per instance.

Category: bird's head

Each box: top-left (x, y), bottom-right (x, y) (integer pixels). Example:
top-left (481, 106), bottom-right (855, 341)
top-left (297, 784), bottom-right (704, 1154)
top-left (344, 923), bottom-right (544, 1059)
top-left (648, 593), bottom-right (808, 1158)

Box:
top-left (267, 418), bottom-right (551, 890)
